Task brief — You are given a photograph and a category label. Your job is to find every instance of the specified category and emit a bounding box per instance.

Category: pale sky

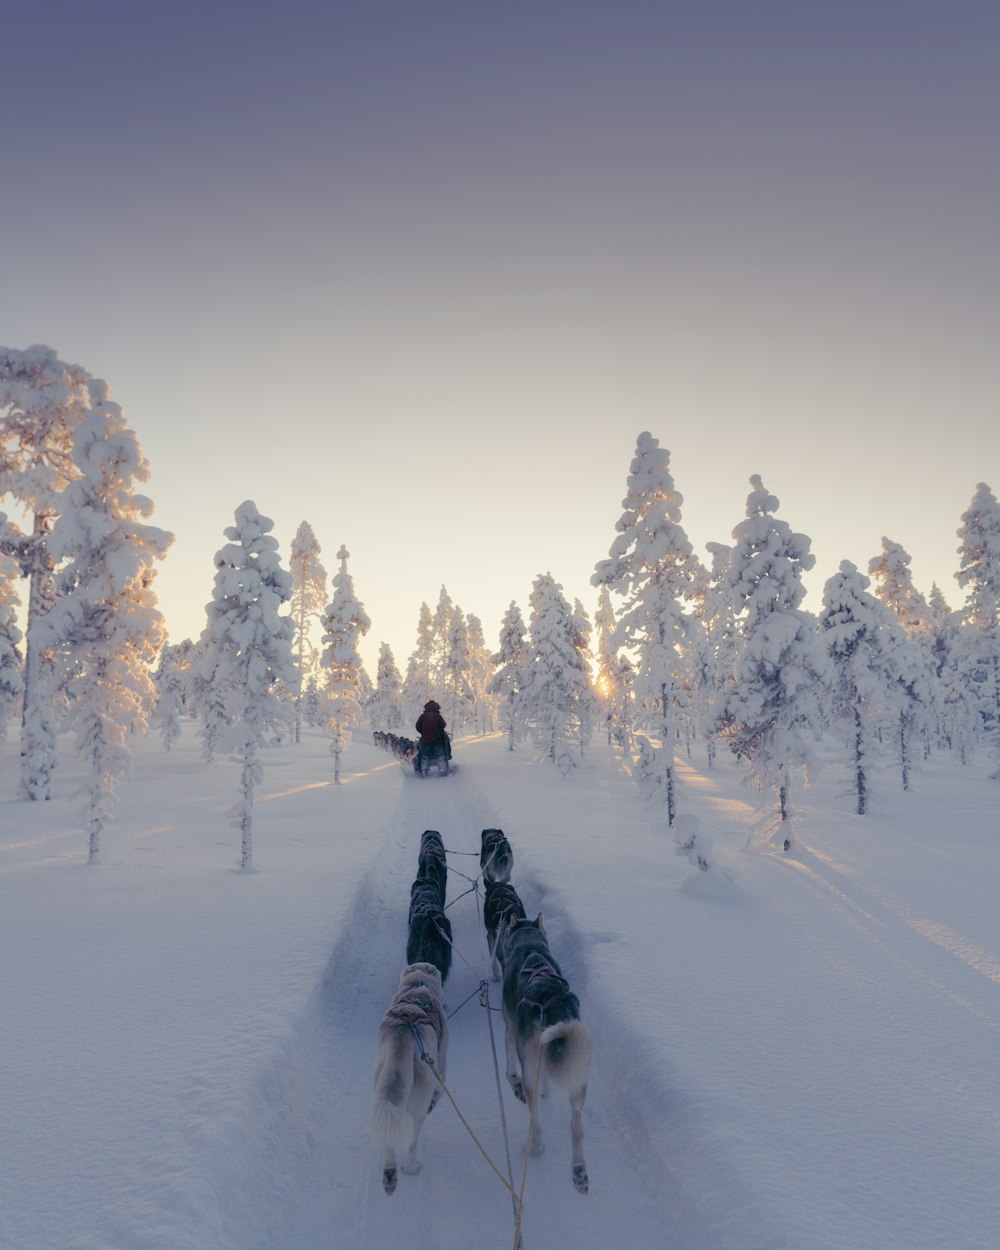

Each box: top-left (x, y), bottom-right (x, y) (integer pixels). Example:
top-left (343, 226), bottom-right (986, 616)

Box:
top-left (2, 1), bottom-right (997, 675)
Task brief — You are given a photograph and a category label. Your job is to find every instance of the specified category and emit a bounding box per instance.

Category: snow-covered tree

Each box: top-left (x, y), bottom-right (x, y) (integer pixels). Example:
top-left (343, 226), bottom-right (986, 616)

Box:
top-left (403, 601), bottom-right (434, 709)
top-left (704, 476), bottom-right (829, 847)
top-left (868, 537), bottom-right (940, 765)
top-left (0, 513), bottom-right (24, 743)
top-left (302, 676), bottom-right (324, 728)
top-left (820, 562), bottom-right (905, 814)
top-left (200, 502), bottom-right (297, 869)
top-left (955, 483), bottom-right (1000, 777)
top-left (37, 399), bottom-right (172, 863)
top-left (488, 600), bottom-right (528, 751)
top-left (320, 545), bottom-right (371, 784)
top-left (465, 613), bottom-right (495, 734)
top-left (430, 586), bottom-right (454, 686)
top-left (288, 520), bottom-right (328, 744)
top-left (520, 572), bottom-right (595, 771)
top-left (368, 642), bottom-right (404, 733)
top-left (868, 538), bottom-right (930, 634)
top-left (152, 644), bottom-right (185, 751)
top-left (443, 604), bottom-right (474, 730)
top-left (1, 345), bottom-right (97, 799)
top-left (593, 431), bottom-right (694, 824)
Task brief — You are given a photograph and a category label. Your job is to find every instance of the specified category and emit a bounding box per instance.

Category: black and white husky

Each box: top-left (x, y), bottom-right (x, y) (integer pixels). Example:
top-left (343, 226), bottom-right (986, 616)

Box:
top-left (500, 913), bottom-right (592, 1193)
top-left (483, 878), bottom-right (526, 980)
top-left (371, 963), bottom-right (448, 1195)
top-left (407, 876), bottom-right (453, 983)
top-left (417, 829), bottom-right (448, 902)
top-left (480, 827), bottom-right (513, 883)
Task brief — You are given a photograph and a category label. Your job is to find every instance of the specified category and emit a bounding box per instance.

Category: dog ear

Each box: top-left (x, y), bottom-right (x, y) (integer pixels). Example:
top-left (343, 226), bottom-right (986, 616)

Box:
top-left (534, 913), bottom-right (544, 930)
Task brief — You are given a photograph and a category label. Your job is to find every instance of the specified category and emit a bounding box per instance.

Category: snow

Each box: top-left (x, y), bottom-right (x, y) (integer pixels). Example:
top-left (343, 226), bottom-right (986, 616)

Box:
top-left (2, 723), bottom-right (999, 1250)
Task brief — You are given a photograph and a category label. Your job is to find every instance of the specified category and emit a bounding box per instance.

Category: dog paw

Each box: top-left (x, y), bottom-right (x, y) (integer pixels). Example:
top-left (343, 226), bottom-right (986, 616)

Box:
top-left (382, 1168), bottom-right (397, 1195)
top-left (401, 1159), bottom-right (422, 1176)
top-left (572, 1164), bottom-right (589, 1194)
top-left (509, 1078), bottom-right (526, 1103)
top-left (528, 1138), bottom-right (544, 1157)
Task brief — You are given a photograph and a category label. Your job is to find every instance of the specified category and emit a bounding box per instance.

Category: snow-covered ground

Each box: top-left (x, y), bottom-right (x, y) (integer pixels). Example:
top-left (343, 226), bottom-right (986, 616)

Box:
top-left (2, 724), bottom-right (998, 1250)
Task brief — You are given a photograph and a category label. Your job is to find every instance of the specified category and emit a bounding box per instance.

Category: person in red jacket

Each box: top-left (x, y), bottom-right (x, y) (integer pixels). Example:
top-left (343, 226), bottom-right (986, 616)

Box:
top-left (415, 700), bottom-right (451, 766)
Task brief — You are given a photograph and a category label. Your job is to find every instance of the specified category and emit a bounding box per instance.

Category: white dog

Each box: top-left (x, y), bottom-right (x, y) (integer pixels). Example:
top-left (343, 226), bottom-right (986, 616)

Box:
top-left (371, 962), bottom-right (448, 1195)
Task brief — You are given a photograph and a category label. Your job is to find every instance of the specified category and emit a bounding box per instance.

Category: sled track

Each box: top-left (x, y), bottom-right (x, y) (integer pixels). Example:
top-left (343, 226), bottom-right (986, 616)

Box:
top-left (260, 767), bottom-right (715, 1250)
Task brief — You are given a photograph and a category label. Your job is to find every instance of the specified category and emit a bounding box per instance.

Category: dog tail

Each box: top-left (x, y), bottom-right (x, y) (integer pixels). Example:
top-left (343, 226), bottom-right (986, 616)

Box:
top-left (371, 1034), bottom-right (414, 1148)
top-left (541, 1019), bottom-right (592, 1092)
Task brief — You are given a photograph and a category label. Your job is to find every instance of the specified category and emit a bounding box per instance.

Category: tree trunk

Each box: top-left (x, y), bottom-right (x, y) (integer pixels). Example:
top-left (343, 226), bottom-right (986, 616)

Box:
top-left (240, 747), bottom-right (255, 869)
top-left (855, 707), bottom-right (867, 816)
top-left (899, 710), bottom-right (909, 792)
top-left (19, 513), bottom-right (56, 801)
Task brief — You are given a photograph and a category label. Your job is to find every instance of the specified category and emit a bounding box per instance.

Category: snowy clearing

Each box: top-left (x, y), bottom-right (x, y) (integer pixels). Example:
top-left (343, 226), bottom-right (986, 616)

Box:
top-left (2, 725), bottom-right (999, 1250)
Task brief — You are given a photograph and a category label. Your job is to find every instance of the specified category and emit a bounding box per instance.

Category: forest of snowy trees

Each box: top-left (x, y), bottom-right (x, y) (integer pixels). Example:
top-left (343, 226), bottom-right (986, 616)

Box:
top-left (3, 346), bottom-right (1000, 866)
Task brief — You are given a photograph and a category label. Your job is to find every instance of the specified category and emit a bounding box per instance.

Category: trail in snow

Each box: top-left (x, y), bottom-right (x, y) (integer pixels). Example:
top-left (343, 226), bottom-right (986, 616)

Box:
top-left (268, 764), bottom-right (689, 1250)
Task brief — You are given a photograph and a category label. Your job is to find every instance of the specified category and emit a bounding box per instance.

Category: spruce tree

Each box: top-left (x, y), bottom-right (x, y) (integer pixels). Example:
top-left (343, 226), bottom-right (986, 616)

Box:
top-left (1, 346), bottom-right (96, 799)
top-left (488, 600), bottom-right (528, 751)
top-left (200, 502), bottom-right (297, 869)
top-left (320, 545), bottom-right (371, 784)
top-left (704, 476), bottom-right (829, 846)
top-left (368, 642), bottom-right (404, 733)
top-left (593, 431), bottom-right (694, 824)
top-left (0, 513), bottom-right (24, 745)
top-left (521, 572), bottom-right (594, 770)
top-left (288, 521), bottom-right (328, 744)
top-left (39, 399), bottom-right (172, 862)
top-left (956, 483), bottom-right (1000, 776)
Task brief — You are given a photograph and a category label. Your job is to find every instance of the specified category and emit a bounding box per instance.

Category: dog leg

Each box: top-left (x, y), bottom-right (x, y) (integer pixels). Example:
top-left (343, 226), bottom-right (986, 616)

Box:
top-left (382, 1148), bottom-right (398, 1195)
top-left (521, 1037), bottom-right (544, 1156)
top-left (505, 1021), bottom-right (525, 1103)
top-left (401, 1106), bottom-right (426, 1176)
top-left (569, 1083), bottom-right (588, 1193)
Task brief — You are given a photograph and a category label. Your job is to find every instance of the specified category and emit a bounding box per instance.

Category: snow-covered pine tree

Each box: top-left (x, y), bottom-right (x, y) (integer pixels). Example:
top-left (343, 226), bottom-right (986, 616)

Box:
top-left (201, 502), bottom-right (297, 869)
top-left (288, 520), bottom-right (328, 744)
top-left (1, 345), bottom-right (97, 799)
top-left (593, 586), bottom-right (620, 745)
top-left (152, 644), bottom-right (185, 751)
top-left (0, 512), bottom-right (24, 744)
top-left (444, 604), bottom-right (474, 731)
top-left (571, 597), bottom-right (597, 756)
top-left (868, 538), bottom-right (930, 634)
top-left (428, 586), bottom-right (454, 688)
top-left (955, 482), bottom-right (1000, 777)
top-left (488, 600), bottom-right (528, 751)
top-left (192, 626), bottom-right (229, 763)
top-left (680, 555), bottom-right (720, 765)
top-left (302, 676), bottom-right (323, 728)
top-left (521, 572), bottom-right (594, 771)
top-left (403, 602), bottom-right (434, 708)
top-left (38, 394), bottom-right (172, 863)
top-left (867, 538), bottom-right (938, 782)
top-left (320, 545), bottom-right (371, 784)
top-left (465, 613), bottom-right (495, 734)
top-left (704, 476), bottom-right (829, 847)
top-left (592, 431), bottom-right (694, 824)
top-left (368, 642), bottom-right (404, 733)
top-left (819, 561), bottom-right (906, 814)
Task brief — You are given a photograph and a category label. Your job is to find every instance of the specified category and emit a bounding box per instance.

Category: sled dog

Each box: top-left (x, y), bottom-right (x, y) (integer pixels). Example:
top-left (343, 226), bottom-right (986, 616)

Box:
top-left (483, 878), bottom-right (527, 980)
top-left (480, 827), bottom-right (513, 883)
top-left (501, 914), bottom-right (591, 1193)
top-left (417, 829), bottom-right (448, 903)
top-left (371, 962), bottom-right (448, 1195)
top-left (407, 878), bottom-right (453, 982)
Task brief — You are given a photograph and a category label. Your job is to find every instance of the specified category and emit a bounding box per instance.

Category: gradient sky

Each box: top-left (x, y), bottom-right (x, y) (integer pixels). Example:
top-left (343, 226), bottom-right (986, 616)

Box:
top-left (3, 1), bottom-right (998, 675)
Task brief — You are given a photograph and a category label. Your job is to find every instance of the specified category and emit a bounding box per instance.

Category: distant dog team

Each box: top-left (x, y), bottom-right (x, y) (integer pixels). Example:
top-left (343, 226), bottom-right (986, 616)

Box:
top-left (372, 824), bottom-right (591, 1198)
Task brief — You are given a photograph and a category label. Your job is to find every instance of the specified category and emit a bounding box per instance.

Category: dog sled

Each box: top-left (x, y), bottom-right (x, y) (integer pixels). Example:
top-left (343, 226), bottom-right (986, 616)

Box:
top-left (413, 736), bottom-right (453, 777)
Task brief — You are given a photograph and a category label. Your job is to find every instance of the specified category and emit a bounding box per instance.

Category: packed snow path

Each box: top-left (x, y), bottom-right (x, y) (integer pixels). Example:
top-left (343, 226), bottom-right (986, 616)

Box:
top-left (270, 762), bottom-right (698, 1250)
